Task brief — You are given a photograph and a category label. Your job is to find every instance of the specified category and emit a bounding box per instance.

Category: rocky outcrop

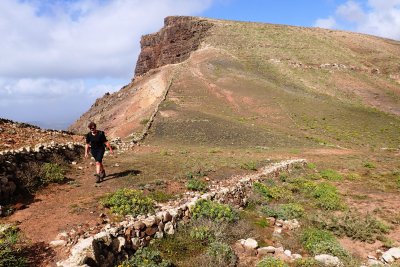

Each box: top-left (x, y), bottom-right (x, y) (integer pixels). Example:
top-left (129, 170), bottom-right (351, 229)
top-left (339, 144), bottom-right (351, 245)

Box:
top-left (134, 16), bottom-right (213, 77)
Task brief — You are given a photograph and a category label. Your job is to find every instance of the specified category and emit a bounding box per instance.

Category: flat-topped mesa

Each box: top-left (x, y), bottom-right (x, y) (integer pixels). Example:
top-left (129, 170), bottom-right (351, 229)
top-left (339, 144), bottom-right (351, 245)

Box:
top-left (134, 16), bottom-right (213, 77)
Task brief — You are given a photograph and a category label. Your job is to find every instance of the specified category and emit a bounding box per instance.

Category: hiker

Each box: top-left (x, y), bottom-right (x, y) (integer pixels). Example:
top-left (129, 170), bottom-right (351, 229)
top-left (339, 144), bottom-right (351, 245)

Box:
top-left (84, 122), bottom-right (113, 183)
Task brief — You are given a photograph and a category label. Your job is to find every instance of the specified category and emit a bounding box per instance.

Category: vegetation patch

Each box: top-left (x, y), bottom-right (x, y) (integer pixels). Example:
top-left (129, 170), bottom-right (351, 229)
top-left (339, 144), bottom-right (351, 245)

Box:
top-left (101, 189), bottom-right (154, 216)
top-left (311, 182), bottom-right (344, 210)
top-left (186, 178), bottom-right (208, 192)
top-left (293, 258), bottom-right (322, 267)
top-left (147, 190), bottom-right (175, 203)
top-left (240, 161), bottom-right (258, 171)
top-left (118, 247), bottom-right (172, 267)
top-left (301, 228), bottom-right (349, 258)
top-left (319, 169), bottom-right (343, 181)
top-left (262, 203), bottom-right (305, 220)
top-left (191, 199), bottom-right (238, 222)
top-left (205, 241), bottom-right (237, 267)
top-left (256, 256), bottom-right (289, 267)
top-left (0, 225), bottom-right (26, 267)
top-left (363, 162), bottom-right (376, 169)
top-left (313, 212), bottom-right (389, 243)
top-left (253, 182), bottom-right (293, 201)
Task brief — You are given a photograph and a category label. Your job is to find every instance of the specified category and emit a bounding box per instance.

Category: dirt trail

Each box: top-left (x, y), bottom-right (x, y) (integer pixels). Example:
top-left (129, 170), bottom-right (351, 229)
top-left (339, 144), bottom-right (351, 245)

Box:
top-left (1, 153), bottom-right (131, 265)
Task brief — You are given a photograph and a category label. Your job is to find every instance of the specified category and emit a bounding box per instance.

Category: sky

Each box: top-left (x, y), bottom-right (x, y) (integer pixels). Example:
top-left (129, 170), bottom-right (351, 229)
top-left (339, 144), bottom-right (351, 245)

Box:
top-left (1, 0), bottom-right (399, 129)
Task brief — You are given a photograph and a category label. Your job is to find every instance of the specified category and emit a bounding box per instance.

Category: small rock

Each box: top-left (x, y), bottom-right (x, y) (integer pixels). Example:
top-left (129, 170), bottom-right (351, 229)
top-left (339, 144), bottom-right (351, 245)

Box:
top-left (50, 240), bottom-right (67, 247)
top-left (284, 249), bottom-right (292, 257)
top-left (114, 163), bottom-right (120, 167)
top-left (241, 238), bottom-right (258, 251)
top-left (257, 246), bottom-right (276, 255)
top-left (381, 252), bottom-right (394, 263)
top-left (367, 259), bottom-right (383, 266)
top-left (133, 221), bottom-right (146, 230)
top-left (164, 222), bottom-right (175, 235)
top-left (292, 254), bottom-right (302, 260)
top-left (385, 247), bottom-right (400, 259)
top-left (71, 161), bottom-right (77, 165)
top-left (315, 254), bottom-right (342, 266)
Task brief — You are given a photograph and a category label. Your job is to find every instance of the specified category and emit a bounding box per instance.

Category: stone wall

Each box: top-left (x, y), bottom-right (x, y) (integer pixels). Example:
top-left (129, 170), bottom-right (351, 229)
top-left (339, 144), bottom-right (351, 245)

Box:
top-left (134, 16), bottom-right (213, 77)
top-left (0, 142), bottom-right (84, 204)
top-left (57, 159), bottom-right (306, 267)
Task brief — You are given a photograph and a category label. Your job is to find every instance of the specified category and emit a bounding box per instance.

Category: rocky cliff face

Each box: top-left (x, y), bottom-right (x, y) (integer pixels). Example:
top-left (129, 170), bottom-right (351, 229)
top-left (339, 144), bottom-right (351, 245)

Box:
top-left (134, 16), bottom-right (213, 77)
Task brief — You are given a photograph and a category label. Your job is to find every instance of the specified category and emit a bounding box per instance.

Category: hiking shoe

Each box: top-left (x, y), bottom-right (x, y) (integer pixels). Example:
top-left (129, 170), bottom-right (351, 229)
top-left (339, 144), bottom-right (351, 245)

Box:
top-left (95, 174), bottom-right (101, 183)
top-left (100, 170), bottom-right (106, 180)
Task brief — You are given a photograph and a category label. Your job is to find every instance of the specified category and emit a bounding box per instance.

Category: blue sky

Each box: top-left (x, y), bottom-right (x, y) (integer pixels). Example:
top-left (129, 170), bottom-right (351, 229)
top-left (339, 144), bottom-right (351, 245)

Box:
top-left (0, 0), bottom-right (399, 129)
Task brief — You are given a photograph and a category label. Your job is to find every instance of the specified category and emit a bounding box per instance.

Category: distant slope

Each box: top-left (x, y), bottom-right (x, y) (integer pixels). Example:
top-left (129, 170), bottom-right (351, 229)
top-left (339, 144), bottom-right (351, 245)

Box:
top-left (69, 16), bottom-right (400, 149)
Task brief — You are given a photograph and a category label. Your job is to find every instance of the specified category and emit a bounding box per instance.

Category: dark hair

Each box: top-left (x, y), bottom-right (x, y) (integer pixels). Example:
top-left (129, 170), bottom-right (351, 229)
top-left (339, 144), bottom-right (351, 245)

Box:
top-left (88, 122), bottom-right (96, 129)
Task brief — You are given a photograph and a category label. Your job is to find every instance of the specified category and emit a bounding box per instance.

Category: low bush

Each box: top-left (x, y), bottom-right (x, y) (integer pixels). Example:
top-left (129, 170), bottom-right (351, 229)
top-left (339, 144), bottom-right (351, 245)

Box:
top-left (186, 178), bottom-right (208, 192)
top-left (40, 163), bottom-right (65, 184)
top-left (312, 182), bottom-right (344, 210)
top-left (301, 228), bottom-right (349, 258)
top-left (253, 182), bottom-right (293, 201)
top-left (313, 212), bottom-right (390, 243)
top-left (0, 225), bottom-right (26, 267)
top-left (190, 225), bottom-right (214, 242)
top-left (206, 242), bottom-right (237, 267)
top-left (148, 191), bottom-right (175, 203)
top-left (101, 189), bottom-right (154, 216)
top-left (118, 247), bottom-right (172, 267)
top-left (363, 162), bottom-right (376, 169)
top-left (319, 169), bottom-right (343, 181)
top-left (307, 163), bottom-right (317, 170)
top-left (262, 203), bottom-right (304, 220)
top-left (240, 161), bottom-right (258, 171)
top-left (191, 199), bottom-right (238, 222)
top-left (256, 256), bottom-right (288, 267)
top-left (293, 258), bottom-right (322, 267)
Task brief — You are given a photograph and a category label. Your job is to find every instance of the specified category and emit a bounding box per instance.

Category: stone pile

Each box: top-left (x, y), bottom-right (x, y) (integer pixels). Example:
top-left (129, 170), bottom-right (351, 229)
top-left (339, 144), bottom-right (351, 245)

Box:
top-left (57, 159), bottom-right (307, 267)
top-left (0, 142), bottom-right (83, 203)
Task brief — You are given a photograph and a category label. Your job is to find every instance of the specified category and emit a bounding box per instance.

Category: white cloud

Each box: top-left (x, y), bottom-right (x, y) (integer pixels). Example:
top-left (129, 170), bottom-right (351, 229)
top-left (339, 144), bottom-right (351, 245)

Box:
top-left (314, 0), bottom-right (400, 40)
top-left (315, 16), bottom-right (337, 29)
top-left (0, 0), bottom-right (215, 128)
top-left (0, 0), bottom-right (214, 79)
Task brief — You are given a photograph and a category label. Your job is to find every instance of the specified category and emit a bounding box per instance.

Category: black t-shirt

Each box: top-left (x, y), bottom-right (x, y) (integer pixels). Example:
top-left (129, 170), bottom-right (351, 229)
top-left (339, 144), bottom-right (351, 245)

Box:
top-left (86, 131), bottom-right (107, 149)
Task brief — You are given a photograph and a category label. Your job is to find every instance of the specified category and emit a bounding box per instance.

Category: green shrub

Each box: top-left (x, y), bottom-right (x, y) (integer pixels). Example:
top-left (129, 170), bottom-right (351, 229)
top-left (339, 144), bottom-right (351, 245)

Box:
top-left (313, 212), bottom-right (389, 243)
top-left (186, 178), bottom-right (208, 192)
top-left (262, 203), bottom-right (304, 220)
top-left (119, 247), bottom-right (172, 267)
top-left (148, 191), bottom-right (175, 203)
top-left (192, 199), bottom-right (238, 222)
top-left (363, 162), bottom-right (376, 169)
top-left (319, 169), bottom-right (343, 181)
top-left (240, 161), bottom-right (258, 171)
top-left (307, 163), bottom-right (317, 170)
top-left (293, 258), bottom-right (322, 267)
top-left (101, 189), bottom-right (154, 216)
top-left (347, 173), bottom-right (361, 181)
top-left (0, 225), bottom-right (27, 267)
top-left (140, 118), bottom-right (149, 125)
top-left (257, 256), bottom-right (289, 267)
top-left (301, 228), bottom-right (349, 258)
top-left (312, 182), bottom-right (344, 210)
top-left (206, 242), bottom-right (237, 267)
top-left (253, 182), bottom-right (293, 201)
top-left (40, 163), bottom-right (65, 184)
top-left (190, 225), bottom-right (214, 241)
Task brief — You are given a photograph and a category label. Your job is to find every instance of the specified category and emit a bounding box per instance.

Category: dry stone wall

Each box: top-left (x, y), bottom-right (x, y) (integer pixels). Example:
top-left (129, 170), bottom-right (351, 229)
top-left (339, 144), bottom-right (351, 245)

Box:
top-left (0, 142), bottom-right (84, 204)
top-left (57, 159), bottom-right (306, 267)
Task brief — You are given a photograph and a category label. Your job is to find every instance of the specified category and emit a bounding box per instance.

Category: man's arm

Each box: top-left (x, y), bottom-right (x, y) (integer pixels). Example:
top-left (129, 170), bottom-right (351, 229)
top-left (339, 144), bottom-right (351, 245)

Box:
top-left (85, 144), bottom-right (90, 158)
top-left (105, 141), bottom-right (113, 154)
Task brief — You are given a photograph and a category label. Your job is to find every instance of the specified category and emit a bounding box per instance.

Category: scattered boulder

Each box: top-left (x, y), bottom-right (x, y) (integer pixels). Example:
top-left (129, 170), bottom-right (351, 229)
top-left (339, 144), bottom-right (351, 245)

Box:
top-left (315, 254), bottom-right (343, 267)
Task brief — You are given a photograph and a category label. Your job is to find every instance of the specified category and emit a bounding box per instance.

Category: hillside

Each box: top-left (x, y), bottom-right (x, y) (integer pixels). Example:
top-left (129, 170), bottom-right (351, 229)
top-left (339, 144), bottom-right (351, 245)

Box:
top-left (69, 16), bottom-right (400, 150)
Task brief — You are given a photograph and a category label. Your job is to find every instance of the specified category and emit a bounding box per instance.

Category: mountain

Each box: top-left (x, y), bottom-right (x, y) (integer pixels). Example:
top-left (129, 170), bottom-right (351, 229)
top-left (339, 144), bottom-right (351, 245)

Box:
top-left (68, 16), bottom-right (400, 149)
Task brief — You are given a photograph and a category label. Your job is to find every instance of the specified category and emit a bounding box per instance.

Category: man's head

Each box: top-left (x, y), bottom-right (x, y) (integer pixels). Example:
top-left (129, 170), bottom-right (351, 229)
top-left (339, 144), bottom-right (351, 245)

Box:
top-left (88, 122), bottom-right (96, 131)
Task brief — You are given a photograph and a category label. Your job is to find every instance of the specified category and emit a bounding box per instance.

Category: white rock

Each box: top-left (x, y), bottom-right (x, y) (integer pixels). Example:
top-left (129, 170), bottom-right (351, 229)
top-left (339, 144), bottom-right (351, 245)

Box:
top-left (381, 252), bottom-right (394, 263)
top-left (315, 254), bottom-right (343, 267)
top-left (57, 237), bottom-right (94, 267)
top-left (50, 240), bottom-right (67, 247)
top-left (242, 238), bottom-right (258, 250)
top-left (71, 161), bottom-right (77, 165)
top-left (292, 254), bottom-right (302, 260)
top-left (257, 246), bottom-right (276, 255)
top-left (284, 249), bottom-right (292, 257)
top-left (143, 216), bottom-right (156, 227)
top-left (385, 247), bottom-right (400, 259)
top-left (164, 222), bottom-right (175, 235)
